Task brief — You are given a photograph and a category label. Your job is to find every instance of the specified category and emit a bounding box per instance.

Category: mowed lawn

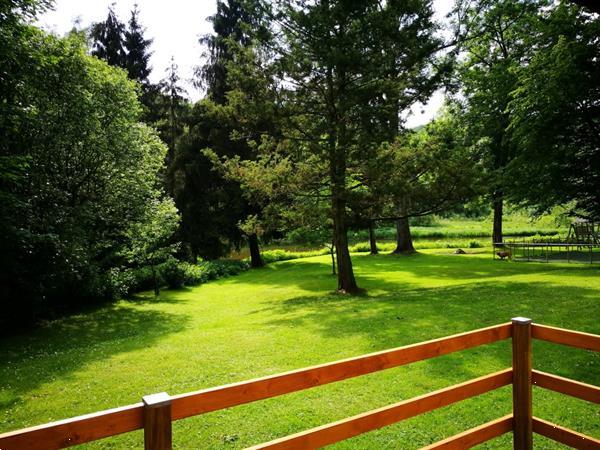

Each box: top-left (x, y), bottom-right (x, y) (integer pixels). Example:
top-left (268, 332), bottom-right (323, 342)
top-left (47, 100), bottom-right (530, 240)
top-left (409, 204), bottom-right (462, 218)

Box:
top-left (1, 252), bottom-right (598, 449)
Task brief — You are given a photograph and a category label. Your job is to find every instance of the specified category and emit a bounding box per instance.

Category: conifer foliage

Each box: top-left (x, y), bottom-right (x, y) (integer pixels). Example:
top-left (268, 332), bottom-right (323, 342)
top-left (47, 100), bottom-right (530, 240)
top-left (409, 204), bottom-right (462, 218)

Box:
top-left (90, 4), bottom-right (126, 68)
top-left (124, 4), bottom-right (153, 87)
top-left (90, 3), bottom-right (153, 88)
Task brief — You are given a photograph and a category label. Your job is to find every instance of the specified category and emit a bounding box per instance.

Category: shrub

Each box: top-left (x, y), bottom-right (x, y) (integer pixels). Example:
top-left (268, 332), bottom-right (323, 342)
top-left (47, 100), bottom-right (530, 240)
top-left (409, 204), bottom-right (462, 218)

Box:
top-left (108, 268), bottom-right (137, 298)
top-left (284, 228), bottom-right (328, 245)
top-left (260, 248), bottom-right (329, 264)
top-left (161, 258), bottom-right (186, 289)
top-left (261, 249), bottom-right (301, 263)
top-left (181, 262), bottom-right (207, 285)
top-left (108, 266), bottom-right (160, 298)
top-left (197, 259), bottom-right (250, 281)
top-left (469, 241), bottom-right (483, 248)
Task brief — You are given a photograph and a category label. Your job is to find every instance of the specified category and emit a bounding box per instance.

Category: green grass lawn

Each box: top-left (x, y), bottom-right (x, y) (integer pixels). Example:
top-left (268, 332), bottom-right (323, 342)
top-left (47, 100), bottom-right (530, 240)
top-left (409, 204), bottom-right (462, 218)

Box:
top-left (233, 212), bottom-right (567, 260)
top-left (348, 212), bottom-right (567, 242)
top-left (1, 251), bottom-right (598, 449)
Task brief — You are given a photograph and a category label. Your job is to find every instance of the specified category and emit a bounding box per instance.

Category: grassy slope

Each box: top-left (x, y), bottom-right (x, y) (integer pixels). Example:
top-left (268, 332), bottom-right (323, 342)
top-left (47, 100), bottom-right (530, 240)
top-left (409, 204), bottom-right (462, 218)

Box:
top-left (0, 252), bottom-right (598, 449)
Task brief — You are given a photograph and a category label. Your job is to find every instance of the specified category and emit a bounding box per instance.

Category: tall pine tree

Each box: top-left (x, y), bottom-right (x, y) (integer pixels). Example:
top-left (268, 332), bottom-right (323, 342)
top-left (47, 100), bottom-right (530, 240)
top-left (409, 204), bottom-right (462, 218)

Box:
top-left (275, 0), bottom-right (441, 291)
top-left (160, 57), bottom-right (187, 166)
top-left (90, 4), bottom-right (126, 67)
top-left (218, 0), bottom-right (444, 292)
top-left (197, 0), bottom-right (264, 104)
top-left (124, 4), bottom-right (153, 87)
top-left (174, 0), bottom-right (269, 266)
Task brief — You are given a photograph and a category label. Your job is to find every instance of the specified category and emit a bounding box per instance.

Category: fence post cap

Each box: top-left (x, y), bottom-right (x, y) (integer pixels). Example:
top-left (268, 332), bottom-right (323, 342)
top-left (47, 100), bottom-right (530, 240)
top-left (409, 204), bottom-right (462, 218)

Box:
top-left (512, 317), bottom-right (532, 325)
top-left (143, 392), bottom-right (171, 408)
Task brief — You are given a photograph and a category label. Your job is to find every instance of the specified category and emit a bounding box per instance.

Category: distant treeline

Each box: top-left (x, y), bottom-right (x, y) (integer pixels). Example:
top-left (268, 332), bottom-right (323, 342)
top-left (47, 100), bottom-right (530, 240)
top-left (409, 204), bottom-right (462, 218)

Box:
top-left (1, 0), bottom-right (598, 329)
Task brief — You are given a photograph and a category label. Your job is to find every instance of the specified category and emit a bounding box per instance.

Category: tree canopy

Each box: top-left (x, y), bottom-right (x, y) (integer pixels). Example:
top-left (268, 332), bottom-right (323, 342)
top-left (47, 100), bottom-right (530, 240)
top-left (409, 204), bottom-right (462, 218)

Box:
top-left (507, 2), bottom-right (600, 219)
top-left (1, 3), bottom-right (177, 329)
top-left (2, 0), bottom-right (599, 327)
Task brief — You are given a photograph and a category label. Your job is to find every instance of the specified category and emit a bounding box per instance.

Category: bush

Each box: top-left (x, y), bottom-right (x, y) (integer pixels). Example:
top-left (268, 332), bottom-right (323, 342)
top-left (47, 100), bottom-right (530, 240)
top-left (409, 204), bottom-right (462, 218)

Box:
top-left (196, 259), bottom-right (250, 282)
top-left (108, 266), bottom-right (161, 298)
top-left (260, 248), bottom-right (329, 264)
top-left (161, 258), bottom-right (186, 289)
top-left (108, 268), bottom-right (136, 298)
top-left (284, 228), bottom-right (328, 245)
top-left (469, 240), bottom-right (483, 248)
top-left (261, 249), bottom-right (301, 263)
top-left (181, 262), bottom-right (207, 285)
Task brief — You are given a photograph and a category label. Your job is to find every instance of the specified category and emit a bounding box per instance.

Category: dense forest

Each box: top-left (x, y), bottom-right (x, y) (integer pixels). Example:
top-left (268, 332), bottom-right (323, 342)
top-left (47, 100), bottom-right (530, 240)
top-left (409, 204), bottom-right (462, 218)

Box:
top-left (1, 0), bottom-right (598, 329)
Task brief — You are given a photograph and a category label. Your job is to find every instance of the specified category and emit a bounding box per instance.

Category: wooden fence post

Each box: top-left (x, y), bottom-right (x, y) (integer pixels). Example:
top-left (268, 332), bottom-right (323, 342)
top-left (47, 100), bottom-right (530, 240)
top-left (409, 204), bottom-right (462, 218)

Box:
top-left (143, 392), bottom-right (172, 450)
top-left (512, 317), bottom-right (533, 450)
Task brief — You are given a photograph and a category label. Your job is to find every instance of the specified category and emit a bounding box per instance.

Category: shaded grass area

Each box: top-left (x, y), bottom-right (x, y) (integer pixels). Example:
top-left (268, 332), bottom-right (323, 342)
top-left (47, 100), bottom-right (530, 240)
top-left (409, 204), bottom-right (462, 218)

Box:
top-left (0, 252), bottom-right (598, 449)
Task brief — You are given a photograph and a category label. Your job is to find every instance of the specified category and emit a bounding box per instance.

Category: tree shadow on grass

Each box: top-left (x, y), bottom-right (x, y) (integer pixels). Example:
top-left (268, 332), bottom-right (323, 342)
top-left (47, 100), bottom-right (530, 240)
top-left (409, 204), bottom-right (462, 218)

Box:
top-left (255, 279), bottom-right (599, 387)
top-left (0, 305), bottom-right (189, 410)
top-left (127, 287), bottom-right (196, 304)
top-left (236, 252), bottom-right (598, 296)
top-left (359, 252), bottom-right (599, 281)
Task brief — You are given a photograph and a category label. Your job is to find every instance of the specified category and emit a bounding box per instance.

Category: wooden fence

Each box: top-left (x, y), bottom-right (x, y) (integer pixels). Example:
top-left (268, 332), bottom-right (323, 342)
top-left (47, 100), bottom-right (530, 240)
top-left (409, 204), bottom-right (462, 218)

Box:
top-left (0, 318), bottom-right (598, 450)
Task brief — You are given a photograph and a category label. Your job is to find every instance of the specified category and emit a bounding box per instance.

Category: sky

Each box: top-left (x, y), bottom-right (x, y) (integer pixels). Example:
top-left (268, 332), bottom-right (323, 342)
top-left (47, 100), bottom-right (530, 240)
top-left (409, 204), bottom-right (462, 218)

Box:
top-left (38, 0), bottom-right (453, 128)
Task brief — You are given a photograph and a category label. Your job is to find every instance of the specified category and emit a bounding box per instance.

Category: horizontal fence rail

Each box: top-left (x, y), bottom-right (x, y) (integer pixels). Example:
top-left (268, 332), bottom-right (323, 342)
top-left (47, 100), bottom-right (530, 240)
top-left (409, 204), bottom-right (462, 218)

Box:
top-left (532, 324), bottom-right (600, 352)
top-left (532, 417), bottom-right (600, 450)
top-left (532, 370), bottom-right (600, 404)
top-left (0, 403), bottom-right (144, 450)
top-left (0, 320), bottom-right (598, 450)
top-left (421, 414), bottom-right (514, 450)
top-left (170, 322), bottom-right (511, 420)
top-left (246, 370), bottom-right (513, 450)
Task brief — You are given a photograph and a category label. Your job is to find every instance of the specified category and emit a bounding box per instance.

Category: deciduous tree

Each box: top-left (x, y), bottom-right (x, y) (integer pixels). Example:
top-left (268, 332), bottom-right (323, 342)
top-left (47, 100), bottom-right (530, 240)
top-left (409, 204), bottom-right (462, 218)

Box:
top-left (455, 0), bottom-right (546, 244)
top-left (507, 2), bottom-right (600, 219)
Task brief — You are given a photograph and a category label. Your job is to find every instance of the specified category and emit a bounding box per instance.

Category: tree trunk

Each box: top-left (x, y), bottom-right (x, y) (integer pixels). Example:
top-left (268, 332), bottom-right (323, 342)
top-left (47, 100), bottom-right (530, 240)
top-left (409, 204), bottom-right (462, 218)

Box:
top-left (248, 234), bottom-right (264, 268)
top-left (326, 62), bottom-right (359, 293)
top-left (330, 145), bottom-right (358, 292)
top-left (393, 199), bottom-right (415, 254)
top-left (332, 203), bottom-right (357, 292)
top-left (492, 191), bottom-right (503, 245)
top-left (368, 222), bottom-right (378, 255)
top-left (330, 241), bottom-right (336, 275)
top-left (394, 216), bottom-right (415, 254)
top-left (151, 264), bottom-right (160, 296)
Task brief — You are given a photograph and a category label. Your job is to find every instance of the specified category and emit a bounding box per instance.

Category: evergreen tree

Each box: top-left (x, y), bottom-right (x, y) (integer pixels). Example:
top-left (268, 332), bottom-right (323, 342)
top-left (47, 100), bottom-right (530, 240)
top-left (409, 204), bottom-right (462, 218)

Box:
top-left (197, 0), bottom-right (265, 104)
top-left (279, 0), bottom-right (442, 291)
top-left (173, 0), bottom-right (269, 266)
top-left (219, 0), bottom-right (443, 292)
top-left (124, 4), bottom-right (153, 87)
top-left (90, 3), bottom-right (126, 68)
top-left (159, 57), bottom-right (187, 166)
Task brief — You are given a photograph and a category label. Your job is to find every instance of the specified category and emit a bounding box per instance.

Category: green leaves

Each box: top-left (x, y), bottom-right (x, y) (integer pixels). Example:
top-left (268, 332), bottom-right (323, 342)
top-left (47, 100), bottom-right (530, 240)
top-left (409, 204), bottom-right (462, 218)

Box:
top-left (506, 2), bottom-right (600, 218)
top-left (0, 23), bottom-right (178, 325)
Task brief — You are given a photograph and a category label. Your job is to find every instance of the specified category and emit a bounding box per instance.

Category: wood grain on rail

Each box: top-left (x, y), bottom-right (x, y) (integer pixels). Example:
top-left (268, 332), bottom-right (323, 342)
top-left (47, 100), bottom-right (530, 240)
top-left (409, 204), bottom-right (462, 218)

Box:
top-left (533, 417), bottom-right (600, 450)
top-left (532, 324), bottom-right (600, 352)
top-left (532, 370), bottom-right (600, 404)
top-left (0, 403), bottom-right (143, 450)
